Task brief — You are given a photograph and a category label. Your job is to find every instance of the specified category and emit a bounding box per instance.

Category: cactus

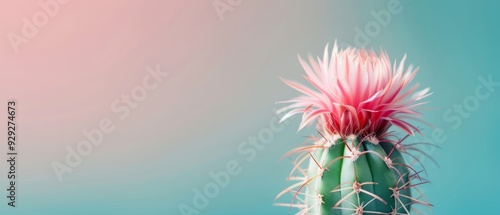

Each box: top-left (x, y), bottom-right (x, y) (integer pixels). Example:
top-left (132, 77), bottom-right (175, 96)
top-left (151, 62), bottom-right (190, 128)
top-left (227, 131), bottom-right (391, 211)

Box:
top-left (276, 43), bottom-right (433, 214)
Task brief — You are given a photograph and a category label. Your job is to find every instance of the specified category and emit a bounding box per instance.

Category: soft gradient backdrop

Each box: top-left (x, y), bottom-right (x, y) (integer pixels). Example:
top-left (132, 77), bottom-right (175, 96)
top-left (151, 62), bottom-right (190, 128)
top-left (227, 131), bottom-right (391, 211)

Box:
top-left (0, 1), bottom-right (498, 214)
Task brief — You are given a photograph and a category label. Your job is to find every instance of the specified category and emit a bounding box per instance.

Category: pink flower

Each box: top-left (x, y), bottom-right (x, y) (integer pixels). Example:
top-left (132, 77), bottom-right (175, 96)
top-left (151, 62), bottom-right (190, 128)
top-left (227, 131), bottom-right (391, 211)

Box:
top-left (278, 42), bottom-right (431, 138)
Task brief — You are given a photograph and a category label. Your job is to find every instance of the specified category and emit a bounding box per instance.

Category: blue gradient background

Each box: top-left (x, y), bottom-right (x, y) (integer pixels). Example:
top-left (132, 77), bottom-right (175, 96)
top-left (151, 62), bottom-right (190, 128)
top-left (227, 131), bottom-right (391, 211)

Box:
top-left (0, 1), bottom-right (499, 214)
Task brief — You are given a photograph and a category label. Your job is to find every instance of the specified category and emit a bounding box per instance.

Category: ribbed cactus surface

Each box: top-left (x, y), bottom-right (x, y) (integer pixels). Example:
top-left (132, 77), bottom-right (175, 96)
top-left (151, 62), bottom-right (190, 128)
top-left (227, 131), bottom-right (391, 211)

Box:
top-left (301, 136), bottom-right (413, 214)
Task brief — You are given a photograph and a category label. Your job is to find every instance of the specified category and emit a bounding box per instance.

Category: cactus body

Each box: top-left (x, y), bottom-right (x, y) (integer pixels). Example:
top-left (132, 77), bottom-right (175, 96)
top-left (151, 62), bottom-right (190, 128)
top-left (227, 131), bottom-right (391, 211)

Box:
top-left (302, 136), bottom-right (412, 214)
top-left (276, 42), bottom-right (432, 214)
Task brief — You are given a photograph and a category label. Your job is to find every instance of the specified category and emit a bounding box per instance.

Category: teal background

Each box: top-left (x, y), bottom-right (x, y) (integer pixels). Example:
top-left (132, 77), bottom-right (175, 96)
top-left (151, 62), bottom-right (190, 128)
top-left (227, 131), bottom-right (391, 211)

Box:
top-left (0, 1), bottom-right (499, 214)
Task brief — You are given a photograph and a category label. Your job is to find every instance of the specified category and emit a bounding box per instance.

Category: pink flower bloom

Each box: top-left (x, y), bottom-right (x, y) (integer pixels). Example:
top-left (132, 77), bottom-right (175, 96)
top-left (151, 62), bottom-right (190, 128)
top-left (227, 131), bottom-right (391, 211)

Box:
top-left (278, 42), bottom-right (431, 138)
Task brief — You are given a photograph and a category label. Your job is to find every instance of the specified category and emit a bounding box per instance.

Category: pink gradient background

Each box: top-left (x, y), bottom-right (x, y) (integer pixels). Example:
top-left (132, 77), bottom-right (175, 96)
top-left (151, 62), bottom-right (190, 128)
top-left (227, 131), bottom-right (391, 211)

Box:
top-left (1, 1), bottom-right (358, 213)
